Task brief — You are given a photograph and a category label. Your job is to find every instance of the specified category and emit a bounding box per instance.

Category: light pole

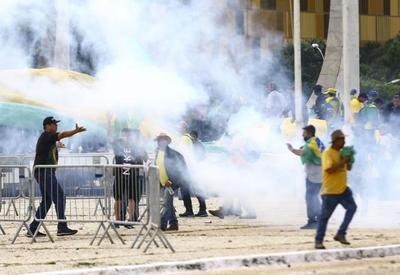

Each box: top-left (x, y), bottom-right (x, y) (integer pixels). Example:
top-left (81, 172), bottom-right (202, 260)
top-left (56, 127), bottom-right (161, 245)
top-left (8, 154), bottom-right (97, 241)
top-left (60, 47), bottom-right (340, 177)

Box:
top-left (385, 79), bottom-right (400, 85)
top-left (312, 43), bottom-right (325, 61)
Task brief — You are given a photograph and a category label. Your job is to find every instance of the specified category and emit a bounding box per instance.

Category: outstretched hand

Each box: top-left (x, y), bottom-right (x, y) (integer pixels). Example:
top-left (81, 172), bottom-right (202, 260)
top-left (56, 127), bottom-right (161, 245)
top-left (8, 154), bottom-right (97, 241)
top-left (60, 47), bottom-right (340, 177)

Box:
top-left (75, 123), bottom-right (87, 133)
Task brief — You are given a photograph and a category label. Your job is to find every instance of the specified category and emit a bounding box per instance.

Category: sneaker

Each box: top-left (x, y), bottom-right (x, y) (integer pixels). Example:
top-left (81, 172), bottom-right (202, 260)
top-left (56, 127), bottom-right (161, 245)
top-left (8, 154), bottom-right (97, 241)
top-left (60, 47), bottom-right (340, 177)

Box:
top-left (209, 209), bottom-right (224, 219)
top-left (57, 228), bottom-right (78, 236)
top-left (124, 224), bottom-right (134, 229)
top-left (300, 222), bottom-right (318, 230)
top-left (26, 230), bottom-right (46, 238)
top-left (165, 224), bottom-right (179, 231)
top-left (334, 234), bottom-right (351, 245)
top-left (315, 242), bottom-right (326, 249)
top-left (112, 223), bottom-right (120, 229)
top-left (179, 211), bottom-right (194, 218)
top-left (195, 211), bottom-right (208, 217)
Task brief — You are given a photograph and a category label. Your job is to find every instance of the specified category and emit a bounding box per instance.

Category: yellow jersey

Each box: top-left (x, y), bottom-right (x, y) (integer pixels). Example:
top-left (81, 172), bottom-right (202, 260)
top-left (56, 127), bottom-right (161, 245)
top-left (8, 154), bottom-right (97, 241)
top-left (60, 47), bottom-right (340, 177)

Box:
top-left (321, 147), bottom-right (348, 195)
top-left (156, 150), bottom-right (170, 186)
top-left (351, 98), bottom-right (363, 114)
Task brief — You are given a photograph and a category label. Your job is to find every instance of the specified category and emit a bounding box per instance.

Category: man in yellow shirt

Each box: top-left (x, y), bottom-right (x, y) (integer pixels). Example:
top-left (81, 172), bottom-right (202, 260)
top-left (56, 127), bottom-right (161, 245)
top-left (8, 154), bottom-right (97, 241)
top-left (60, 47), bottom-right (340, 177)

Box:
top-left (315, 130), bottom-right (357, 249)
top-left (351, 92), bottom-right (367, 114)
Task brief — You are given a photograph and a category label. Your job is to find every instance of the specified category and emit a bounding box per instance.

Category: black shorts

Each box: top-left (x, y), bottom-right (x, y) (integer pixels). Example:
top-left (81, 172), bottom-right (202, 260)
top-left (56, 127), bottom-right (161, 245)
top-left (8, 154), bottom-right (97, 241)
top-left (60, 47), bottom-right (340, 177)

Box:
top-left (113, 168), bottom-right (144, 201)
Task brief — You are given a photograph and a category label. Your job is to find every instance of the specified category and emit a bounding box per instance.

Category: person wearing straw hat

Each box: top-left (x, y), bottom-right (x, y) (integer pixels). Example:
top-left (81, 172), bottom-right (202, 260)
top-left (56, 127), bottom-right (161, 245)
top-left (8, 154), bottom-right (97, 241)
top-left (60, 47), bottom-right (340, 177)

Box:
top-left (315, 130), bottom-right (357, 249)
top-left (154, 133), bottom-right (190, 231)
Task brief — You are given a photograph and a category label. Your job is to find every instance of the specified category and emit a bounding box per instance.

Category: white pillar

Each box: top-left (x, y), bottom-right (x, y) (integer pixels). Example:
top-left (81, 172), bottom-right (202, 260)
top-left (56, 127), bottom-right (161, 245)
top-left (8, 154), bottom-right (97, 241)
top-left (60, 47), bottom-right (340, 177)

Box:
top-left (54, 0), bottom-right (70, 70)
top-left (342, 0), bottom-right (360, 124)
top-left (293, 0), bottom-right (303, 124)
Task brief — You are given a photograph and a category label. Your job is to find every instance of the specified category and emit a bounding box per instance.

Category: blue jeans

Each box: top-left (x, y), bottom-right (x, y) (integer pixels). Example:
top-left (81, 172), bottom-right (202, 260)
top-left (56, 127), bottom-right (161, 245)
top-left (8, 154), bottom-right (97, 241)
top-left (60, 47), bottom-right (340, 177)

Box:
top-left (315, 188), bottom-right (357, 242)
top-left (160, 184), bottom-right (180, 229)
top-left (306, 179), bottom-right (321, 223)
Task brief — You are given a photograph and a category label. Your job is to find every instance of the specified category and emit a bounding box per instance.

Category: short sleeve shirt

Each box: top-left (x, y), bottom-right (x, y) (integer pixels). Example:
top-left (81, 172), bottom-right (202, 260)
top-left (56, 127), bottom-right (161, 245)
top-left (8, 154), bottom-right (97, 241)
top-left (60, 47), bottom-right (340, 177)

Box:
top-left (321, 147), bottom-right (347, 195)
top-left (34, 132), bottom-right (60, 166)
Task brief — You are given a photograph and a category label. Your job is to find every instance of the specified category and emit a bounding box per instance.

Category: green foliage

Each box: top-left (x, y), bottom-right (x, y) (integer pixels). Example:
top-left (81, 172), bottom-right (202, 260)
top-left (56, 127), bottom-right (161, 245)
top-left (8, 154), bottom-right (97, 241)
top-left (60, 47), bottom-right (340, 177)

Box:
top-left (280, 34), bottom-right (400, 102)
top-left (279, 38), bottom-right (326, 98)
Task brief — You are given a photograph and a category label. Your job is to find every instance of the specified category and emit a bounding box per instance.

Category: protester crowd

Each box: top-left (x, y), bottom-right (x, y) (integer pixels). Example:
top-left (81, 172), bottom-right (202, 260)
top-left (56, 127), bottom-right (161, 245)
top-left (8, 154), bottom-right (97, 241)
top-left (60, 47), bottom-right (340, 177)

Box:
top-left (18, 81), bottom-right (400, 249)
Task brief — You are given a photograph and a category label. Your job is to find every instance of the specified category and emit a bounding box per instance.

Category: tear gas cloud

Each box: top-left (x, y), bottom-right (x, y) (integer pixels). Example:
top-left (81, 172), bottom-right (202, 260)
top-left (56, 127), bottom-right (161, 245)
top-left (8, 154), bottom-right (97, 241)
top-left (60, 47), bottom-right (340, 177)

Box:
top-left (0, 0), bottom-right (398, 226)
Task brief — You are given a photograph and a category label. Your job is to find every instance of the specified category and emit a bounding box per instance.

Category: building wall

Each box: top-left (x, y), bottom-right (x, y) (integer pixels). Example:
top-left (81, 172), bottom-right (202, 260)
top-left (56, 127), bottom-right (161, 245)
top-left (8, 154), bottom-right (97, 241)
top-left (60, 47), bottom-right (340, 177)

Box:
top-left (242, 0), bottom-right (400, 45)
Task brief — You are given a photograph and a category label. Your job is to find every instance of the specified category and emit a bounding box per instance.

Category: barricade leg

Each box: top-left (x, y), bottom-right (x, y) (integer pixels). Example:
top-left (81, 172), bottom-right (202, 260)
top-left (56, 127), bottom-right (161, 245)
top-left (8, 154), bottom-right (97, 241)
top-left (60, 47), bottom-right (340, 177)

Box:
top-left (138, 224), bottom-right (175, 253)
top-left (98, 222), bottom-right (125, 246)
top-left (90, 221), bottom-right (114, 245)
top-left (11, 221), bottom-right (32, 244)
top-left (131, 224), bottom-right (159, 249)
top-left (31, 221), bottom-right (54, 244)
top-left (5, 199), bottom-right (19, 216)
top-left (93, 199), bottom-right (106, 216)
top-left (0, 224), bottom-right (5, 235)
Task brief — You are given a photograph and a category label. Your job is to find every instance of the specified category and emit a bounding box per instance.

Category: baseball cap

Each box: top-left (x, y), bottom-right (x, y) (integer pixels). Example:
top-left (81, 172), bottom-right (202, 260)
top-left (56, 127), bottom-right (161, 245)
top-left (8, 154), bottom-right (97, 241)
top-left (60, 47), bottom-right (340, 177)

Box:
top-left (369, 89), bottom-right (378, 97)
top-left (43, 116), bottom-right (60, 126)
top-left (323, 87), bottom-right (337, 95)
top-left (330, 130), bottom-right (346, 143)
top-left (358, 92), bottom-right (368, 99)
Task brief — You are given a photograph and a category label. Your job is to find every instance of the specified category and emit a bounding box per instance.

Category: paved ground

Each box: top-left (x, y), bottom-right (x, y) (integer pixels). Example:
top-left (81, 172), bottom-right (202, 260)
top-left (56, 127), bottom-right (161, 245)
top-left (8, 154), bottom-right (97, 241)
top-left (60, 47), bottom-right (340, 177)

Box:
top-left (1, 198), bottom-right (400, 274)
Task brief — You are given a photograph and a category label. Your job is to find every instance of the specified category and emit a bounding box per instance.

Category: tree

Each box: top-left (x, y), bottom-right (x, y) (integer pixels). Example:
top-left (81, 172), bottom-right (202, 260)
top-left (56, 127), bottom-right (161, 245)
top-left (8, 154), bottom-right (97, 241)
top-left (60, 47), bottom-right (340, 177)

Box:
top-left (279, 38), bottom-right (326, 98)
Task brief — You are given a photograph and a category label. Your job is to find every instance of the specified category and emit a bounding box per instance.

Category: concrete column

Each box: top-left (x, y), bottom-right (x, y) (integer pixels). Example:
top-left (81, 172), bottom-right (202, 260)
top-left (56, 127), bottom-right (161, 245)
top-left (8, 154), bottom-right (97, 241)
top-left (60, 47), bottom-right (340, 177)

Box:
top-left (342, 0), bottom-right (360, 124)
top-left (293, 0), bottom-right (302, 124)
top-left (316, 0), bottom-right (342, 89)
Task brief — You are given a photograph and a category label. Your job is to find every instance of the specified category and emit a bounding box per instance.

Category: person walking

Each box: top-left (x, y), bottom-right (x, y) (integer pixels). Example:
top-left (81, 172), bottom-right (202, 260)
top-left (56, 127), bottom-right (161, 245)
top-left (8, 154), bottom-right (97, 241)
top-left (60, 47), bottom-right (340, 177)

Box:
top-left (111, 128), bottom-right (148, 228)
top-left (287, 125), bottom-right (325, 229)
top-left (315, 130), bottom-right (357, 249)
top-left (29, 117), bottom-right (86, 237)
top-left (155, 133), bottom-right (190, 231)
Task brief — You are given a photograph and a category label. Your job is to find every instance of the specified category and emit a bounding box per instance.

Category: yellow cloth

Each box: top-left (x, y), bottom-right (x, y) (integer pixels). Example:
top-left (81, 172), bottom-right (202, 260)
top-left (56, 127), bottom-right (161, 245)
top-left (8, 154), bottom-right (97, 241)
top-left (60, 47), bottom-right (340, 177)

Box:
top-left (351, 98), bottom-right (364, 113)
top-left (321, 147), bottom-right (347, 195)
top-left (308, 137), bottom-right (322, 158)
top-left (180, 134), bottom-right (193, 146)
top-left (156, 151), bottom-right (169, 186)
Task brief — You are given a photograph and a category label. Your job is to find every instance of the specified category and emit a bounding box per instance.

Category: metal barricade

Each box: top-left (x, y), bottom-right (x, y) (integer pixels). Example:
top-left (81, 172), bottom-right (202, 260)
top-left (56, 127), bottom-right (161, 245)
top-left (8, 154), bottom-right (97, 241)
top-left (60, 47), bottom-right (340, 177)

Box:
top-left (21, 153), bottom-right (111, 168)
top-left (31, 164), bottom-right (111, 243)
top-left (131, 166), bottom-right (174, 252)
top-left (96, 164), bottom-right (149, 246)
top-left (0, 165), bottom-right (33, 243)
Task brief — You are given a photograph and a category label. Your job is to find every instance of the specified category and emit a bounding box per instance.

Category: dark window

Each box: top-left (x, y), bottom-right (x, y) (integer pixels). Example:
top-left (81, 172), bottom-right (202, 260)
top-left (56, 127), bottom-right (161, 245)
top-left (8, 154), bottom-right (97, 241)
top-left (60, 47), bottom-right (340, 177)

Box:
top-left (300, 0), bottom-right (308, 12)
top-left (384, 0), bottom-right (390, 15)
top-left (359, 0), bottom-right (368, 15)
top-left (323, 0), bottom-right (331, 12)
top-left (260, 0), bottom-right (276, 10)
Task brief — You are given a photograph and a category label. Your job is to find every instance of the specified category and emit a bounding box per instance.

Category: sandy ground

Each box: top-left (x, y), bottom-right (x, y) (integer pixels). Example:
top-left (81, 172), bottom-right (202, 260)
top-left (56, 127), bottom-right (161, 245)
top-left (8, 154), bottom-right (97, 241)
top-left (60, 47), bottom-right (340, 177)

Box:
top-left (1, 198), bottom-right (400, 274)
top-left (187, 256), bottom-right (400, 275)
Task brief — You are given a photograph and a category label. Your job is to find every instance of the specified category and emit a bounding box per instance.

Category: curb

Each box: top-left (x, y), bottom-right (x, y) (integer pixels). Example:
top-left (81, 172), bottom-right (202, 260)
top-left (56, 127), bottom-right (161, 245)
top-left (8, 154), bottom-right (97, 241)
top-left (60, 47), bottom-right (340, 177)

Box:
top-left (33, 244), bottom-right (400, 274)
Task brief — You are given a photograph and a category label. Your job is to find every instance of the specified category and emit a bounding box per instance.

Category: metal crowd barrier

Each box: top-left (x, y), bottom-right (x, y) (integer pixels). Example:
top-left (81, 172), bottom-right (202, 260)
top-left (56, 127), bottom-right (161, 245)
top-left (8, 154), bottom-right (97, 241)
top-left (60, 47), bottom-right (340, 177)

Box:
top-left (28, 164), bottom-right (173, 252)
top-left (131, 165), bottom-right (174, 253)
top-left (0, 154), bottom-right (173, 252)
top-left (30, 164), bottom-right (110, 244)
top-left (0, 165), bottom-right (33, 243)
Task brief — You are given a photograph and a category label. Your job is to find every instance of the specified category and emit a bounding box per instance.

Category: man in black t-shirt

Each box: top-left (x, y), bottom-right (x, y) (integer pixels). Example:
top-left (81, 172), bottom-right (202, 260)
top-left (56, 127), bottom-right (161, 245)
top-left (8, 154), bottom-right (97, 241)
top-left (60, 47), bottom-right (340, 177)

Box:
top-left (28, 117), bottom-right (86, 237)
top-left (112, 128), bottom-right (148, 226)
